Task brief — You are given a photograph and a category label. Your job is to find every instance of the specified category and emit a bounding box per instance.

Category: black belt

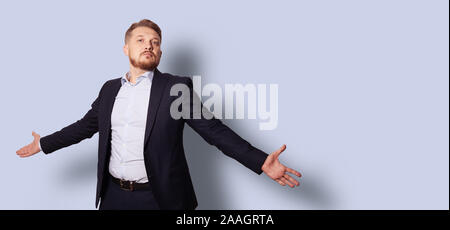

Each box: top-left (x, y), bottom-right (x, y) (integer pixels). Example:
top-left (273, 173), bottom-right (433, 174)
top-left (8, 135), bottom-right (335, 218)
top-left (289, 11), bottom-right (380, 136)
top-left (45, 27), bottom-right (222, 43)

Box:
top-left (110, 176), bottom-right (150, 191)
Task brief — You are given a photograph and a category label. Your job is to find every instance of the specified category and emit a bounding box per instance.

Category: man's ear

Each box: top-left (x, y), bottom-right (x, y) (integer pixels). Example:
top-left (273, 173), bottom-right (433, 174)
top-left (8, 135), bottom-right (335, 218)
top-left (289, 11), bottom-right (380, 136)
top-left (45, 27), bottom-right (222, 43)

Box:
top-left (123, 44), bottom-right (129, 56)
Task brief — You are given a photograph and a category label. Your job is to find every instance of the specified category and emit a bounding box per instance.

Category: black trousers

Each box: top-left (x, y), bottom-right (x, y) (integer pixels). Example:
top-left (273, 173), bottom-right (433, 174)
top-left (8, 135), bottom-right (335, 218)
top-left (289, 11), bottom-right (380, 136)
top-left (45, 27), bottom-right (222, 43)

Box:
top-left (99, 173), bottom-right (160, 210)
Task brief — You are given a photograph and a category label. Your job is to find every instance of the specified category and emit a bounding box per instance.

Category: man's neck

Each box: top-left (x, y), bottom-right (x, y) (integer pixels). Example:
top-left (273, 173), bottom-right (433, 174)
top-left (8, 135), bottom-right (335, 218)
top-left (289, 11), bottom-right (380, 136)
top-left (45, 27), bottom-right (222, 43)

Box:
top-left (128, 67), bottom-right (153, 84)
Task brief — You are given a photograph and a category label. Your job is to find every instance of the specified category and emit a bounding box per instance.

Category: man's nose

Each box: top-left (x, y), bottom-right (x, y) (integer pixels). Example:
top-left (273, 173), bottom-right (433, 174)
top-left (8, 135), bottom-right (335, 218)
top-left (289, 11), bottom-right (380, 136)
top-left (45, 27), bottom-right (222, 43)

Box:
top-left (145, 42), bottom-right (153, 51)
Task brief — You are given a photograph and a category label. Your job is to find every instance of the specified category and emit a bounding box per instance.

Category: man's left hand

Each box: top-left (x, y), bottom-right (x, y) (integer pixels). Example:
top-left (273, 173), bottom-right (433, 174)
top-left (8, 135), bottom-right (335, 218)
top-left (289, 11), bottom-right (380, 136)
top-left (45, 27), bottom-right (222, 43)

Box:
top-left (261, 144), bottom-right (302, 188)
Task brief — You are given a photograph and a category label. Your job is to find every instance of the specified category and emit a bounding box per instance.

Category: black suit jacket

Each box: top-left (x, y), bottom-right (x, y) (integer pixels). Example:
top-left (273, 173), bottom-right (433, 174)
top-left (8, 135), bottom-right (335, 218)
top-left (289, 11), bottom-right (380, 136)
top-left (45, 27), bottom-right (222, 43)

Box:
top-left (40, 69), bottom-right (268, 209)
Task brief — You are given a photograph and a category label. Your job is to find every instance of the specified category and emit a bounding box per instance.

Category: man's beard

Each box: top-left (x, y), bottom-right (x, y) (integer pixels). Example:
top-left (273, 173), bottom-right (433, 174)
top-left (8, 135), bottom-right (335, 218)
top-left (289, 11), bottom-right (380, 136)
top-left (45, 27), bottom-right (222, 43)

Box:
top-left (129, 54), bottom-right (159, 71)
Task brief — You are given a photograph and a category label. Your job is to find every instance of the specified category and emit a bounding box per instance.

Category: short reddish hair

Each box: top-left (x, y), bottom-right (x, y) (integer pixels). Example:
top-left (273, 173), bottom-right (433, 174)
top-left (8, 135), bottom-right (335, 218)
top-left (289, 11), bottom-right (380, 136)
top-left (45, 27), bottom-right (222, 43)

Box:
top-left (125, 19), bottom-right (162, 44)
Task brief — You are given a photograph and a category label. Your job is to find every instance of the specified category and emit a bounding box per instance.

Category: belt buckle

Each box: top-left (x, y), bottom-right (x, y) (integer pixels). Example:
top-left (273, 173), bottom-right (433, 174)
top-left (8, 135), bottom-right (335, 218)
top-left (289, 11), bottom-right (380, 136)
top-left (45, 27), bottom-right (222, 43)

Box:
top-left (119, 179), bottom-right (134, 192)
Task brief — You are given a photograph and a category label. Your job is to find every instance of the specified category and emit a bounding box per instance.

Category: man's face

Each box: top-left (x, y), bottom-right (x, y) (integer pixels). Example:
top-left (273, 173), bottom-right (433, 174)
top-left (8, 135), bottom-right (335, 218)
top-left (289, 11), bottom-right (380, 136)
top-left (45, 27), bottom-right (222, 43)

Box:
top-left (124, 26), bottom-right (162, 71)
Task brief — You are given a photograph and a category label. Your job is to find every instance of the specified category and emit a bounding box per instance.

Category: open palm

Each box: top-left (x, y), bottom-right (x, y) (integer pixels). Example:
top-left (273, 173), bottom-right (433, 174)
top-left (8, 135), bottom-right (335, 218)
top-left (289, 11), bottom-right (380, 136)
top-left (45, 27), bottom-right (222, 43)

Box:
top-left (16, 131), bottom-right (41, 158)
top-left (261, 144), bottom-right (302, 188)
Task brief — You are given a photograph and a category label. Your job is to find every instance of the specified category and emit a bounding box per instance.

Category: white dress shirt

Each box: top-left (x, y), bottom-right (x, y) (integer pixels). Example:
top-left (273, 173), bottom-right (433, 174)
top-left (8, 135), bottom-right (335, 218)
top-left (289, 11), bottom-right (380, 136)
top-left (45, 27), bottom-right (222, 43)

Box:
top-left (108, 71), bottom-right (153, 183)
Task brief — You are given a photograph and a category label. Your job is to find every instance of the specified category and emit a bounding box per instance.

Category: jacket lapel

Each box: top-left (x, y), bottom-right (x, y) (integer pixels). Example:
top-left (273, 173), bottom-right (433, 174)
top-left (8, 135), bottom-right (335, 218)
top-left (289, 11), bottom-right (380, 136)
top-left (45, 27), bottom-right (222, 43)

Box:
top-left (144, 68), bottom-right (168, 148)
top-left (104, 78), bottom-right (122, 133)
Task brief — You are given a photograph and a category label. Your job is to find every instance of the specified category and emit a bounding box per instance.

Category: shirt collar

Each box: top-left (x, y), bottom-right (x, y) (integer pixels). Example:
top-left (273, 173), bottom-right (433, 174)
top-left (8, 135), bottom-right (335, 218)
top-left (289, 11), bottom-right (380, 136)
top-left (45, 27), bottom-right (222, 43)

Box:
top-left (121, 70), bottom-right (154, 85)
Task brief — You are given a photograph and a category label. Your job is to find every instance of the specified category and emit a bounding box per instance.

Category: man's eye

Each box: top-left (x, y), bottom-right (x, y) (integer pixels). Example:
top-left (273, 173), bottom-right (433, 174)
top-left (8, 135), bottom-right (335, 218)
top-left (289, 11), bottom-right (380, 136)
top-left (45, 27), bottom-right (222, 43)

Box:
top-left (138, 39), bottom-right (143, 42)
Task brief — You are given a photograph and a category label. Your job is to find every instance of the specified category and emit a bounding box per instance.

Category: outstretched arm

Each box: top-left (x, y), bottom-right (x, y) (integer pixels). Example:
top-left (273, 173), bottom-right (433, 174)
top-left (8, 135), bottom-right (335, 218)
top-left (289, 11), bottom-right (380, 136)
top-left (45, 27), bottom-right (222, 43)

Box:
top-left (16, 82), bottom-right (107, 156)
top-left (181, 78), bottom-right (302, 187)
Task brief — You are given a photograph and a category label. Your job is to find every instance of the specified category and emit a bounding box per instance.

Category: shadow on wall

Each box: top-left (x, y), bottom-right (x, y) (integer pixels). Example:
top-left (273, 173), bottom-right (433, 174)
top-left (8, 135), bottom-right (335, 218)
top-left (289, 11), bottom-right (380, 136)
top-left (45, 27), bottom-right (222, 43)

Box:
top-left (298, 171), bottom-right (338, 209)
top-left (56, 151), bottom-right (97, 186)
top-left (182, 107), bottom-right (339, 210)
top-left (182, 127), bottom-right (229, 209)
top-left (166, 41), bottom-right (230, 209)
top-left (165, 42), bottom-right (203, 77)
top-left (212, 120), bottom-right (338, 209)
top-left (272, 168), bottom-right (339, 210)
top-left (166, 41), bottom-right (338, 209)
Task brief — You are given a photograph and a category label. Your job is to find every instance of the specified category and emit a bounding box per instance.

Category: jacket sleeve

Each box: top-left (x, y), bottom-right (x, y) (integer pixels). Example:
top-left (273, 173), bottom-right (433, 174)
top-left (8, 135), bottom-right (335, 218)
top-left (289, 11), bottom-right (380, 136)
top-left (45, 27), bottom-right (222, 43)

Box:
top-left (40, 82), bottom-right (107, 154)
top-left (181, 77), bottom-right (268, 175)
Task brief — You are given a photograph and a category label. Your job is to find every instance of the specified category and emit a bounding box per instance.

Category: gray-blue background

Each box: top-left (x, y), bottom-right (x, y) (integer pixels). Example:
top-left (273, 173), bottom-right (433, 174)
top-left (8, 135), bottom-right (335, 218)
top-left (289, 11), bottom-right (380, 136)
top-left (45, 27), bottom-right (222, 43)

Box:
top-left (0, 0), bottom-right (448, 209)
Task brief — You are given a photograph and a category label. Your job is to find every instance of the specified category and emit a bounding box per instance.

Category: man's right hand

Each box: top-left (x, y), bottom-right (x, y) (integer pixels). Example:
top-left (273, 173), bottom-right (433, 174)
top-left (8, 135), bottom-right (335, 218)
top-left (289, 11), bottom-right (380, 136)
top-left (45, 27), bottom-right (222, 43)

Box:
top-left (16, 131), bottom-right (41, 158)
